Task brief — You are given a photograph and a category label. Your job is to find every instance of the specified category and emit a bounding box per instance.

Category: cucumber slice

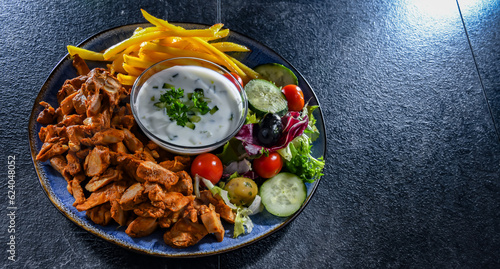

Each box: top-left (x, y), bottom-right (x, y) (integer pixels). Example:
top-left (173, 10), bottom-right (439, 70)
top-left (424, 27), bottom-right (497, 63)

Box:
top-left (244, 79), bottom-right (288, 116)
top-left (254, 63), bottom-right (298, 87)
top-left (259, 172), bottom-right (307, 217)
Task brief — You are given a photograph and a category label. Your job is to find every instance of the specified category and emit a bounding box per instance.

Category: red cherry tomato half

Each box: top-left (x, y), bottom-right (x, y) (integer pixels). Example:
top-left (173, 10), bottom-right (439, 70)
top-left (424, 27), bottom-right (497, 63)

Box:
top-left (223, 72), bottom-right (244, 88)
top-left (190, 153), bottom-right (223, 184)
top-left (282, 84), bottom-right (305, 111)
top-left (253, 152), bottom-right (283, 179)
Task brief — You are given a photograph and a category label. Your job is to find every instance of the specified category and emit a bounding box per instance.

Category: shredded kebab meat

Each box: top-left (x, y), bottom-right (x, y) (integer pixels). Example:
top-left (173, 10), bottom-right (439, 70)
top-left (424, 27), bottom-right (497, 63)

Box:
top-left (35, 59), bottom-right (235, 248)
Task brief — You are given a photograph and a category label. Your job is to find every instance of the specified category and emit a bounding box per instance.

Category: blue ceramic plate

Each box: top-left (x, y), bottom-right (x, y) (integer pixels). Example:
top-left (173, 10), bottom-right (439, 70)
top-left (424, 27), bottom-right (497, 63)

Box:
top-left (28, 23), bottom-right (326, 257)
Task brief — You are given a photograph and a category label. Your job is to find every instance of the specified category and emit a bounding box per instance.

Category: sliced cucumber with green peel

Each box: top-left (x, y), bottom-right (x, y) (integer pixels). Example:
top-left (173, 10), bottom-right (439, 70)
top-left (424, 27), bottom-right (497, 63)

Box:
top-left (259, 172), bottom-right (307, 217)
top-left (244, 79), bottom-right (288, 116)
top-left (254, 63), bottom-right (298, 87)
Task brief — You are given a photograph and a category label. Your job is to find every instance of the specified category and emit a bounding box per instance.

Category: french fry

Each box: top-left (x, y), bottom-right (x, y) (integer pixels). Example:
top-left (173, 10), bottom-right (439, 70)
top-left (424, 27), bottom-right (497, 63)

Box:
top-left (141, 9), bottom-right (179, 31)
top-left (211, 42), bottom-right (250, 52)
top-left (122, 63), bottom-right (144, 77)
top-left (123, 54), bottom-right (156, 69)
top-left (201, 29), bottom-right (230, 41)
top-left (187, 37), bottom-right (247, 80)
top-left (117, 73), bottom-right (138, 86)
top-left (67, 45), bottom-right (104, 61)
top-left (141, 42), bottom-right (226, 67)
top-left (139, 51), bottom-right (173, 63)
top-left (228, 56), bottom-right (260, 80)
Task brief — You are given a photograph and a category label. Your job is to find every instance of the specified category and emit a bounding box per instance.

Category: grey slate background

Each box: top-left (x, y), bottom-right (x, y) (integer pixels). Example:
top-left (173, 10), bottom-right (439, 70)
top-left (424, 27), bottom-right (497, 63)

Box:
top-left (1, 0), bottom-right (499, 268)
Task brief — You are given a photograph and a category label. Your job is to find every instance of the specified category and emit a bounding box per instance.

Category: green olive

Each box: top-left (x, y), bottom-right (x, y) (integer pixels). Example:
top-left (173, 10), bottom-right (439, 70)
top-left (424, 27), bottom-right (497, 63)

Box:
top-left (224, 177), bottom-right (258, 206)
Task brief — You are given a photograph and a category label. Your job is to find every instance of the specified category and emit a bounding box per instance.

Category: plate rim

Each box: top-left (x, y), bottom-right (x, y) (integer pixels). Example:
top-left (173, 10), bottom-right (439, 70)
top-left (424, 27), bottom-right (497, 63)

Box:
top-left (28, 22), bottom-right (328, 258)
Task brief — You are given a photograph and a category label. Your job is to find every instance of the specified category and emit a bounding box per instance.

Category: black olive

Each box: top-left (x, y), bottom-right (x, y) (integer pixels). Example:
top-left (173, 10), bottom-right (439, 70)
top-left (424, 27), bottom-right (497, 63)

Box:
top-left (256, 113), bottom-right (283, 147)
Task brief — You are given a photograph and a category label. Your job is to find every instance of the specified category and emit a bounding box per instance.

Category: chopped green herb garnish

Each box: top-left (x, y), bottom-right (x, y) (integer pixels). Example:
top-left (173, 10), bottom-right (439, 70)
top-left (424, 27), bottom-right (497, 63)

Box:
top-left (155, 86), bottom-right (218, 128)
top-left (209, 106), bottom-right (219, 115)
top-left (162, 83), bottom-right (175, 89)
top-left (151, 96), bottom-right (155, 101)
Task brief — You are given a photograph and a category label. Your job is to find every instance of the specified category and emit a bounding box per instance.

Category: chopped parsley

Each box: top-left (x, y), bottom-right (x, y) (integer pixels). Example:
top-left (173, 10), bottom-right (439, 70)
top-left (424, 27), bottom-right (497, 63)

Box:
top-left (154, 86), bottom-right (217, 129)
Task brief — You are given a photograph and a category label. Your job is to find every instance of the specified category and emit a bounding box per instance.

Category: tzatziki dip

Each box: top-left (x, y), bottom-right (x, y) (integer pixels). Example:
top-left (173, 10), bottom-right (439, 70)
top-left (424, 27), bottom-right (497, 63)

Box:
top-left (135, 65), bottom-right (243, 147)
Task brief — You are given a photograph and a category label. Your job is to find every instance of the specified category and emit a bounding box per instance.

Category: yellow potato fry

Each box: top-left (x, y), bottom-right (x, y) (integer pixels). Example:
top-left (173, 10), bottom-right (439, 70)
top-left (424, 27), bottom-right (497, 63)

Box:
top-left (140, 10), bottom-right (221, 37)
top-left (157, 37), bottom-right (184, 46)
top-left (187, 37), bottom-right (247, 80)
top-left (141, 9), bottom-right (179, 31)
top-left (117, 73), bottom-right (137, 86)
top-left (122, 63), bottom-right (144, 77)
top-left (139, 51), bottom-right (173, 63)
top-left (132, 26), bottom-right (162, 37)
top-left (141, 42), bottom-right (223, 66)
top-left (67, 45), bottom-right (104, 61)
top-left (108, 56), bottom-right (126, 74)
top-left (228, 56), bottom-right (260, 80)
top-left (201, 29), bottom-right (230, 41)
top-left (123, 54), bottom-right (156, 69)
top-left (210, 42), bottom-right (250, 52)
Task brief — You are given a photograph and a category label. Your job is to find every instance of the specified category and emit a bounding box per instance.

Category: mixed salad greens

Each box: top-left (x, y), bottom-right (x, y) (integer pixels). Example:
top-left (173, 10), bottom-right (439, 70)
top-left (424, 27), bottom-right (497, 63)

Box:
top-left (193, 63), bottom-right (325, 238)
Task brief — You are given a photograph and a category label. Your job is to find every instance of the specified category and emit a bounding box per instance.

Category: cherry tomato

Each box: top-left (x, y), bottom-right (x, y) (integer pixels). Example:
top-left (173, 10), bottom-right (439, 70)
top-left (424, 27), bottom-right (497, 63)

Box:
top-left (253, 152), bottom-right (283, 179)
top-left (190, 153), bottom-right (223, 184)
top-left (282, 85), bottom-right (305, 111)
top-left (223, 72), bottom-right (244, 88)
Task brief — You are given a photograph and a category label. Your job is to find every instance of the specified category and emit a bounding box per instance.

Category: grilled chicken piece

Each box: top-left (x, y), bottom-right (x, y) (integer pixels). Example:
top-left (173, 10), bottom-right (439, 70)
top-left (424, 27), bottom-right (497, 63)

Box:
top-left (66, 125), bottom-right (90, 152)
top-left (83, 108), bottom-right (111, 133)
top-left (57, 114), bottom-right (85, 127)
top-left (37, 101), bottom-right (56, 124)
top-left (85, 168), bottom-right (122, 192)
top-left (110, 142), bottom-right (129, 154)
top-left (151, 192), bottom-right (194, 212)
top-left (82, 68), bottom-right (123, 107)
top-left (199, 190), bottom-right (235, 224)
top-left (199, 204), bottom-right (225, 242)
top-left (125, 217), bottom-right (158, 238)
top-left (76, 182), bottom-right (126, 211)
top-left (158, 215), bottom-right (174, 229)
top-left (144, 182), bottom-right (166, 200)
top-left (76, 148), bottom-right (91, 159)
top-left (133, 202), bottom-right (165, 218)
top-left (72, 54), bottom-right (90, 76)
top-left (110, 200), bottom-right (129, 227)
top-left (39, 125), bottom-right (57, 142)
top-left (65, 151), bottom-right (81, 176)
top-left (134, 151), bottom-right (156, 163)
top-left (39, 125), bottom-right (68, 143)
top-left (72, 90), bottom-right (87, 115)
top-left (111, 105), bottom-right (135, 130)
top-left (159, 156), bottom-right (191, 172)
top-left (91, 129), bottom-right (125, 145)
top-left (84, 146), bottom-right (111, 177)
top-left (86, 92), bottom-right (103, 117)
top-left (86, 203), bottom-right (112, 226)
top-left (119, 182), bottom-right (147, 211)
top-left (168, 171), bottom-right (193, 196)
top-left (122, 128), bottom-right (144, 153)
top-left (164, 218), bottom-right (208, 248)
top-left (144, 182), bottom-right (193, 212)
top-left (182, 201), bottom-right (198, 223)
top-left (71, 178), bottom-right (86, 206)
top-left (117, 155), bottom-right (144, 182)
top-left (57, 75), bottom-right (87, 104)
top-left (59, 91), bottom-right (77, 115)
top-left (36, 138), bottom-right (69, 162)
top-left (136, 161), bottom-right (178, 188)
top-left (49, 155), bottom-right (72, 182)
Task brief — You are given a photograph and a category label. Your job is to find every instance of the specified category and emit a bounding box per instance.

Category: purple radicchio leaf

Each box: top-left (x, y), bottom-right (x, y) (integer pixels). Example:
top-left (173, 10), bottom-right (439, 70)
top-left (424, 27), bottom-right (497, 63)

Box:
top-left (234, 111), bottom-right (309, 156)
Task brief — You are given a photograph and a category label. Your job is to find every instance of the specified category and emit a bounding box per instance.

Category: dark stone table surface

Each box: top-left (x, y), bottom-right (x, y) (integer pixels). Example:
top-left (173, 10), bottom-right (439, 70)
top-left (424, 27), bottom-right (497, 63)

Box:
top-left (1, 0), bottom-right (499, 268)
